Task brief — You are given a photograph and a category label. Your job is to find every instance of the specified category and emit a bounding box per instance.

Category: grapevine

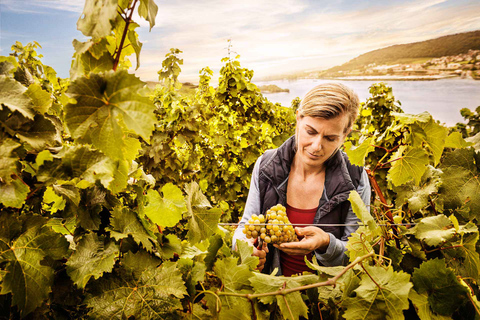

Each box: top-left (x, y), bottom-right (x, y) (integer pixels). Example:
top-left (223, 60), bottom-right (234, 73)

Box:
top-left (0, 0), bottom-right (479, 319)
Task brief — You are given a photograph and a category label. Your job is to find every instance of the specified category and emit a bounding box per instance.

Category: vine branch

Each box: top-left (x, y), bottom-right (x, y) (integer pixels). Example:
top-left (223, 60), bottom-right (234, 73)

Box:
top-left (215, 252), bottom-right (375, 300)
top-left (113, 0), bottom-right (138, 71)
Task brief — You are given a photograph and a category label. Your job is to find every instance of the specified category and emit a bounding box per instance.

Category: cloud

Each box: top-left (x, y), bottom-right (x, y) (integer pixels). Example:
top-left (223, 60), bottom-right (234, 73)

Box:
top-left (1, 0), bottom-right (84, 14)
top-left (131, 0), bottom-right (480, 81)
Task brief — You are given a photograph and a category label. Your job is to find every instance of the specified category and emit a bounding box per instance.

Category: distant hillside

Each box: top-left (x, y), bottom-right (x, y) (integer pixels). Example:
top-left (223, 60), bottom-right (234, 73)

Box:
top-left (326, 30), bottom-right (480, 73)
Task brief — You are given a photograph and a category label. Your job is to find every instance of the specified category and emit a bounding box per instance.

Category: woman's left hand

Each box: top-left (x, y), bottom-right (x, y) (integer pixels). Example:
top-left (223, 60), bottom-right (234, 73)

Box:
top-left (273, 226), bottom-right (330, 255)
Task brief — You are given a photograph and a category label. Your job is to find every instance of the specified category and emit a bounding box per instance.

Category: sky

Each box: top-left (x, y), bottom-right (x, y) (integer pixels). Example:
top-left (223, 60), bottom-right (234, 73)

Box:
top-left (1, 0), bottom-right (480, 83)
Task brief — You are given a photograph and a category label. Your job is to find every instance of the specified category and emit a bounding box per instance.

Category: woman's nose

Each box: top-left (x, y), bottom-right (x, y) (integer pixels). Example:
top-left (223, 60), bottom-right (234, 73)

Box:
top-left (311, 136), bottom-right (323, 151)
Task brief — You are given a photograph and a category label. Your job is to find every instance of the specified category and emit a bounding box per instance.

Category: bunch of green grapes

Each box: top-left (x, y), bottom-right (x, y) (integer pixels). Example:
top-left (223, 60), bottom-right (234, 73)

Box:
top-left (243, 204), bottom-right (297, 244)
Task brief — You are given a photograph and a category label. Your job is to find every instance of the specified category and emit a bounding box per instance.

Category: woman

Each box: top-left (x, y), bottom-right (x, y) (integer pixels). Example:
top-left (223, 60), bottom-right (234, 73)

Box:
top-left (232, 83), bottom-right (371, 276)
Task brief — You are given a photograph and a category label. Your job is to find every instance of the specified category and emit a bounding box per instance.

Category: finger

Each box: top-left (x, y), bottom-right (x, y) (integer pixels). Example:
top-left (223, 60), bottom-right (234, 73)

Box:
top-left (262, 241), bottom-right (269, 253)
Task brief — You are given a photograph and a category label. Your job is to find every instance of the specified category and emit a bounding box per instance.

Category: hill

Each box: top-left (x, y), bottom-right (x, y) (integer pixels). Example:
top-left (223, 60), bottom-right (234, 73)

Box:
top-left (325, 30), bottom-right (480, 74)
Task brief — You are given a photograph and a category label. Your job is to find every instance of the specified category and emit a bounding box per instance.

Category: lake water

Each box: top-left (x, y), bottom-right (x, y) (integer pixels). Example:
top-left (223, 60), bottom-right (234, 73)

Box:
top-left (257, 78), bottom-right (480, 126)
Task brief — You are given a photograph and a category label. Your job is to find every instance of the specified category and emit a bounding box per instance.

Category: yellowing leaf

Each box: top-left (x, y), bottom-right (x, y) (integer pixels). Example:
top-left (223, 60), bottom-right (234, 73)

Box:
top-left (388, 146), bottom-right (429, 186)
top-left (144, 183), bottom-right (186, 228)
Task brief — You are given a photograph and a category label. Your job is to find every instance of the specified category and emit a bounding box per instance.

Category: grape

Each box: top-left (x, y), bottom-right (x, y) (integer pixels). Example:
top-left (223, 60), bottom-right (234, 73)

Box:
top-left (243, 204), bottom-right (298, 245)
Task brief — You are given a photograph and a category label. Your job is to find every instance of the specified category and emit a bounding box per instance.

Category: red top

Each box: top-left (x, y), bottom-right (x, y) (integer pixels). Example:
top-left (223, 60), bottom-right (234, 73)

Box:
top-left (280, 204), bottom-right (317, 277)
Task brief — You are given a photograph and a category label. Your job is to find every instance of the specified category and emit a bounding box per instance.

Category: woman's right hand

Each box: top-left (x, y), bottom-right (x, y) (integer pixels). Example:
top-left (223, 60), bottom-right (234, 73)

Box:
top-left (247, 238), bottom-right (269, 272)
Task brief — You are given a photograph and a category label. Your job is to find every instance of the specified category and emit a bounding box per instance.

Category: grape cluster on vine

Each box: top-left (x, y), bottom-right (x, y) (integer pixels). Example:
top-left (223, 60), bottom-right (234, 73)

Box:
top-left (243, 204), bottom-right (297, 244)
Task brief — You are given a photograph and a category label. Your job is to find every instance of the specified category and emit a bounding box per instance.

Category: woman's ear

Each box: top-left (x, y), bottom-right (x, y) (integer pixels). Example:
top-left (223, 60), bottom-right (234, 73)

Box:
top-left (295, 109), bottom-right (301, 122)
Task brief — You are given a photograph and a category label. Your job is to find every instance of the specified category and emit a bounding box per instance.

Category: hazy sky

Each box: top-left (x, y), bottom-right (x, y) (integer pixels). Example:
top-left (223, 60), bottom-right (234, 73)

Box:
top-left (1, 0), bottom-right (480, 82)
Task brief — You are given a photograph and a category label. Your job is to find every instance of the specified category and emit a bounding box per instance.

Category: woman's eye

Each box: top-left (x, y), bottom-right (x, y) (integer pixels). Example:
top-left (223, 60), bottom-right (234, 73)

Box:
top-left (307, 130), bottom-right (315, 135)
top-left (326, 136), bottom-right (336, 142)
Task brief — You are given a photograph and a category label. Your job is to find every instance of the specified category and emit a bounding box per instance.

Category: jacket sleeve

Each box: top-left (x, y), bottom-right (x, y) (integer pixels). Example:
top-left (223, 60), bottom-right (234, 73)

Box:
top-left (314, 168), bottom-right (371, 266)
top-left (232, 155), bottom-right (263, 251)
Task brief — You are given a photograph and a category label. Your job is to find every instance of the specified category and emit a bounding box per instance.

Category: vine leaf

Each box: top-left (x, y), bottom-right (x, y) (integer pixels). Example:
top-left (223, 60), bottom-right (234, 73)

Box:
top-left (348, 190), bottom-right (380, 235)
top-left (86, 261), bottom-right (187, 319)
top-left (0, 138), bottom-right (21, 183)
top-left (107, 206), bottom-right (155, 252)
top-left (443, 225), bottom-right (480, 281)
top-left (249, 272), bottom-right (309, 320)
top-left (439, 148), bottom-right (480, 220)
top-left (66, 232), bottom-right (119, 289)
top-left (144, 183), bottom-right (186, 228)
top-left (404, 215), bottom-right (456, 247)
top-left (412, 258), bottom-right (469, 316)
top-left (388, 146), bottom-right (429, 186)
top-left (25, 83), bottom-right (52, 114)
top-left (65, 70), bottom-right (155, 161)
top-left (235, 239), bottom-right (259, 270)
top-left (138, 0), bottom-right (158, 31)
top-left (122, 250), bottom-right (160, 279)
top-left (77, 0), bottom-right (117, 38)
top-left (0, 220), bottom-right (69, 317)
top-left (394, 165), bottom-right (442, 214)
top-left (445, 131), bottom-right (471, 149)
top-left (343, 265), bottom-right (412, 320)
top-left (409, 289), bottom-right (451, 320)
top-left (410, 118), bottom-right (448, 166)
top-left (214, 256), bottom-right (252, 291)
top-left (185, 182), bottom-right (222, 244)
top-left (0, 179), bottom-right (29, 208)
top-left (344, 137), bottom-right (375, 166)
top-left (0, 75), bottom-right (34, 119)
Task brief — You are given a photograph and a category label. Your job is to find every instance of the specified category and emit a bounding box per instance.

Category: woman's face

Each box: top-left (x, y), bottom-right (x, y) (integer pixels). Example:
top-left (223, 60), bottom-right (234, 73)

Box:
top-left (295, 113), bottom-right (350, 169)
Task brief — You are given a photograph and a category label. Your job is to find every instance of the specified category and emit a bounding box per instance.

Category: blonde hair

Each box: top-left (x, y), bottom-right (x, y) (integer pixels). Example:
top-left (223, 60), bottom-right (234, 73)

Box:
top-left (298, 83), bottom-right (360, 133)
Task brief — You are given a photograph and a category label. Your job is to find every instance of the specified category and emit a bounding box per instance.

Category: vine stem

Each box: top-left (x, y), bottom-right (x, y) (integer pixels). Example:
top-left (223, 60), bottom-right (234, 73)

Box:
top-left (366, 169), bottom-right (400, 248)
top-left (216, 252), bottom-right (375, 300)
top-left (113, 0), bottom-right (138, 71)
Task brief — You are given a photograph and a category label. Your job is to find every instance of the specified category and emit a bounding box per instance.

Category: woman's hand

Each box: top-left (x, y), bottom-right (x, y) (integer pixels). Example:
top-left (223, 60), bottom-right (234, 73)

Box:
top-left (246, 238), bottom-right (269, 272)
top-left (273, 226), bottom-right (330, 255)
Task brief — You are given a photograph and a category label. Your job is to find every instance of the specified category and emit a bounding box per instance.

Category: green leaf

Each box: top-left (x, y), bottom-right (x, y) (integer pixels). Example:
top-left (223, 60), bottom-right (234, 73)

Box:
top-left (122, 250), bottom-right (160, 278)
top-left (393, 111), bottom-right (431, 125)
top-left (36, 150), bottom-right (53, 166)
top-left (39, 145), bottom-right (128, 194)
top-left (388, 146), bottom-right (429, 186)
top-left (0, 221), bottom-right (69, 317)
top-left (80, 51), bottom-right (114, 75)
top-left (127, 24), bottom-right (142, 70)
top-left (439, 148), bottom-right (480, 220)
top-left (345, 227), bottom-right (375, 262)
top-left (394, 166), bottom-right (442, 214)
top-left (445, 131), bottom-right (471, 149)
top-left (15, 114), bottom-right (58, 150)
top-left (138, 0), bottom-right (158, 30)
top-left (0, 75), bottom-right (34, 119)
top-left (344, 137), bottom-right (375, 166)
top-left (0, 138), bottom-right (20, 183)
top-left (42, 186), bottom-right (66, 213)
top-left (76, 0), bottom-right (117, 38)
top-left (25, 83), bottom-right (53, 114)
top-left (144, 183), bottom-right (186, 227)
top-left (443, 226), bottom-right (480, 281)
top-left (46, 217), bottom-right (77, 236)
top-left (214, 256), bottom-right (252, 291)
top-left (86, 261), bottom-right (187, 319)
top-left (404, 215), bottom-right (455, 247)
top-left (65, 70), bottom-right (155, 160)
top-left (158, 233), bottom-right (183, 259)
top-left (412, 258), bottom-right (468, 315)
top-left (409, 289), bottom-right (451, 320)
top-left (343, 265), bottom-right (412, 320)
top-left (411, 118), bottom-right (448, 166)
top-left (235, 239), bottom-right (259, 270)
top-left (107, 206), bottom-right (155, 252)
top-left (185, 182), bottom-right (222, 244)
top-left (348, 190), bottom-right (379, 235)
top-left (249, 272), bottom-right (309, 320)
top-left (66, 232), bottom-right (119, 289)
top-left (0, 179), bottom-right (29, 208)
